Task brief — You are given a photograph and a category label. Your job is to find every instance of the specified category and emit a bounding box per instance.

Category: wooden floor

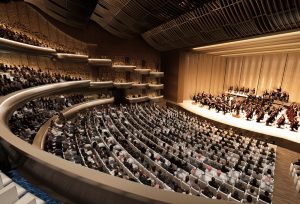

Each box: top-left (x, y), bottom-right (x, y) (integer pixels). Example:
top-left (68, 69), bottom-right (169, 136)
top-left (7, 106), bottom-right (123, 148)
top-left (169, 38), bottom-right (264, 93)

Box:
top-left (273, 147), bottom-right (300, 204)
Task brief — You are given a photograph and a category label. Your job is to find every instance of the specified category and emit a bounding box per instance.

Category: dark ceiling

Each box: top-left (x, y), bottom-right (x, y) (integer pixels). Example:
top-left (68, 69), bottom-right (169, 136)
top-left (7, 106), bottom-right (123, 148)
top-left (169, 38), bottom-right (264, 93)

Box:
top-left (25, 0), bottom-right (98, 28)
top-left (91, 0), bottom-right (210, 38)
top-left (26, 0), bottom-right (300, 51)
top-left (142, 0), bottom-right (300, 51)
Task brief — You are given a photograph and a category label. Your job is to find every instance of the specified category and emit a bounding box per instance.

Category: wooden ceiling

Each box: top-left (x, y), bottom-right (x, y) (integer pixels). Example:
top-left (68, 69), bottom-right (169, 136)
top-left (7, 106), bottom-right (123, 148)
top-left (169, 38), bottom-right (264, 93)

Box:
top-left (143, 0), bottom-right (300, 51)
top-left (192, 30), bottom-right (300, 56)
top-left (25, 0), bottom-right (98, 28)
top-left (25, 0), bottom-right (300, 52)
top-left (90, 0), bottom-right (207, 38)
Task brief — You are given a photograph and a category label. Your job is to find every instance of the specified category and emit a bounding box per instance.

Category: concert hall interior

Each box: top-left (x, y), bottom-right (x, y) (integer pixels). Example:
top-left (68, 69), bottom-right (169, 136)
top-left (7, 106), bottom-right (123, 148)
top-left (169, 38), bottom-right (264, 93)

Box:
top-left (0, 0), bottom-right (300, 204)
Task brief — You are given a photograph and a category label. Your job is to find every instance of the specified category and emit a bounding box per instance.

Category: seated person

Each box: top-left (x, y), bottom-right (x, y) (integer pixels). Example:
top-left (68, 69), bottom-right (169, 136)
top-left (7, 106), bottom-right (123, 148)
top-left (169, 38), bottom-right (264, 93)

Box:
top-left (240, 173), bottom-right (250, 183)
top-left (219, 184), bottom-right (230, 194)
top-left (234, 162), bottom-right (242, 172)
top-left (221, 164), bottom-right (230, 173)
top-left (208, 177), bottom-right (220, 189)
top-left (247, 156), bottom-right (255, 165)
top-left (294, 159), bottom-right (300, 166)
top-left (191, 179), bottom-right (200, 191)
top-left (235, 181), bottom-right (246, 192)
top-left (247, 187), bottom-right (257, 196)
top-left (202, 187), bottom-right (213, 198)
top-left (244, 195), bottom-right (253, 203)
top-left (259, 191), bottom-right (272, 203)
top-left (250, 178), bottom-right (259, 188)
top-left (231, 190), bottom-right (242, 201)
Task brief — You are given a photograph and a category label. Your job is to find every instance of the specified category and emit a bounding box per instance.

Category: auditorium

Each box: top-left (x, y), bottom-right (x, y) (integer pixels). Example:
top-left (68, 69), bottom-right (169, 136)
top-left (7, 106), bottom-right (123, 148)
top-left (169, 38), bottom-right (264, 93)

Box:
top-left (0, 0), bottom-right (300, 204)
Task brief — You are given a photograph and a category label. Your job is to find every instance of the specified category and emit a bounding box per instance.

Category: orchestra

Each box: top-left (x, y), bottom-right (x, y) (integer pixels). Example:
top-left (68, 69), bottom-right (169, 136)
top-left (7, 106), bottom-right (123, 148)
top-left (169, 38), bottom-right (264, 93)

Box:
top-left (192, 86), bottom-right (299, 132)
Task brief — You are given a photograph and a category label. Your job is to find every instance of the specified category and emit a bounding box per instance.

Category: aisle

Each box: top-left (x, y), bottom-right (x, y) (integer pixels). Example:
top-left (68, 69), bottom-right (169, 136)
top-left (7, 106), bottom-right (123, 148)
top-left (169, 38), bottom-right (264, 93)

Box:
top-left (272, 147), bottom-right (300, 204)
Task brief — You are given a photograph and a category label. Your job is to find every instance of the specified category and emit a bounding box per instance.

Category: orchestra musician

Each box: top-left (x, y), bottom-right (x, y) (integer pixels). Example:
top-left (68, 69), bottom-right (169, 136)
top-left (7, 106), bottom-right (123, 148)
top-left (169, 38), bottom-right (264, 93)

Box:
top-left (276, 114), bottom-right (285, 128)
top-left (246, 106), bottom-right (254, 120)
top-left (290, 119), bottom-right (299, 131)
top-left (256, 109), bottom-right (265, 123)
top-left (266, 110), bottom-right (277, 126)
top-left (192, 88), bottom-right (296, 132)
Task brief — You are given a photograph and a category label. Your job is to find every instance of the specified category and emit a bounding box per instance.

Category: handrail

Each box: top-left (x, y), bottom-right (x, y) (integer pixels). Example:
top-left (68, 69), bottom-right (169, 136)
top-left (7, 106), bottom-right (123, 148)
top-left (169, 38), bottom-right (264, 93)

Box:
top-left (33, 98), bottom-right (114, 149)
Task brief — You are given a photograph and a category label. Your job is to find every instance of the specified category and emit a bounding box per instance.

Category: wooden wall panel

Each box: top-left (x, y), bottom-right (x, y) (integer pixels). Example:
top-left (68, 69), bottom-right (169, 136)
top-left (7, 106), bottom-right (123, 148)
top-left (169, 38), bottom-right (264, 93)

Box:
top-left (161, 51), bottom-right (180, 102)
top-left (0, 3), bottom-right (7, 22)
top-left (38, 15), bottom-right (49, 37)
top-left (210, 56), bottom-right (227, 95)
top-left (180, 53), bottom-right (226, 100)
top-left (239, 55), bottom-right (263, 91)
top-left (257, 54), bottom-right (287, 95)
top-left (281, 53), bottom-right (300, 103)
top-left (28, 9), bottom-right (39, 33)
top-left (224, 57), bottom-right (243, 90)
top-left (5, 3), bottom-right (18, 24)
top-left (17, 3), bottom-right (30, 28)
top-left (196, 54), bottom-right (213, 94)
top-left (178, 52), bottom-right (300, 103)
top-left (182, 53), bottom-right (197, 100)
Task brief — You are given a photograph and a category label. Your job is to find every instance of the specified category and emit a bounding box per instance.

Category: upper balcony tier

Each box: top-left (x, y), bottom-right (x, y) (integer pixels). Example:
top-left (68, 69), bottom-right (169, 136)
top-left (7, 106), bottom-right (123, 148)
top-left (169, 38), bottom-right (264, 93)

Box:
top-left (90, 81), bottom-right (114, 88)
top-left (113, 82), bottom-right (134, 88)
top-left (132, 83), bottom-right (148, 89)
top-left (0, 37), bottom-right (56, 56)
top-left (148, 95), bottom-right (164, 102)
top-left (149, 71), bottom-right (164, 77)
top-left (54, 53), bottom-right (89, 62)
top-left (88, 58), bottom-right (112, 66)
top-left (148, 84), bottom-right (164, 90)
top-left (133, 69), bottom-right (151, 74)
top-left (112, 65), bottom-right (136, 71)
top-left (125, 96), bottom-right (149, 103)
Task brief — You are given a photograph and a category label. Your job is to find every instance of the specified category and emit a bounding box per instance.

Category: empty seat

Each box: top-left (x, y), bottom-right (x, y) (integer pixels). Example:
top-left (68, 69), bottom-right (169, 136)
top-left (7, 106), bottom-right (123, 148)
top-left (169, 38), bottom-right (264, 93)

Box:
top-left (0, 184), bottom-right (18, 204)
top-left (0, 172), bottom-right (12, 188)
top-left (296, 179), bottom-right (300, 193)
top-left (6, 182), bottom-right (26, 198)
top-left (257, 198), bottom-right (271, 204)
top-left (15, 193), bottom-right (45, 204)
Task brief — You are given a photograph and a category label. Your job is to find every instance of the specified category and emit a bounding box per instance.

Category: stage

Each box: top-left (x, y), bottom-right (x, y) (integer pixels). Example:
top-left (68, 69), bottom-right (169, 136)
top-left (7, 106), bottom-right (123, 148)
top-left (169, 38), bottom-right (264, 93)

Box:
top-left (176, 100), bottom-right (300, 145)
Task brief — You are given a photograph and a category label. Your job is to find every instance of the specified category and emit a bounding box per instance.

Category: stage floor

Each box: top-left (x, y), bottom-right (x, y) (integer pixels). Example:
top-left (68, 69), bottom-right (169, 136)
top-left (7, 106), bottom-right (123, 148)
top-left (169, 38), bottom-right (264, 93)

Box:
top-left (177, 100), bottom-right (300, 144)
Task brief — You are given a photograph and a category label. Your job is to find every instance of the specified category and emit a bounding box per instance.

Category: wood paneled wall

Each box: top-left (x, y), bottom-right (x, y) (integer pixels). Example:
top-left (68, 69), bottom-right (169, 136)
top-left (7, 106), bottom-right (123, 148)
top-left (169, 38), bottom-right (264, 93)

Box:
top-left (178, 52), bottom-right (300, 103)
top-left (0, 53), bottom-right (90, 79)
top-left (0, 1), bottom-right (88, 54)
top-left (180, 52), bottom-right (227, 100)
top-left (161, 51), bottom-right (180, 102)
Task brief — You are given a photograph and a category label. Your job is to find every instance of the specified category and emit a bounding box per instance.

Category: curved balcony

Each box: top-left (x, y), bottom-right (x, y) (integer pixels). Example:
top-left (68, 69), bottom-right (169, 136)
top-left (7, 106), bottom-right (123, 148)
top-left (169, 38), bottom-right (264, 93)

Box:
top-left (33, 97), bottom-right (114, 149)
top-left (90, 81), bottom-right (114, 88)
top-left (54, 53), bottom-right (89, 62)
top-left (132, 83), bottom-right (148, 89)
top-left (134, 69), bottom-right (151, 75)
top-left (149, 72), bottom-right (164, 77)
top-left (88, 58), bottom-right (112, 66)
top-left (125, 96), bottom-right (149, 103)
top-left (0, 37), bottom-right (56, 56)
top-left (113, 82), bottom-right (134, 88)
top-left (148, 84), bottom-right (164, 90)
top-left (112, 65), bottom-right (136, 71)
top-left (148, 95), bottom-right (164, 102)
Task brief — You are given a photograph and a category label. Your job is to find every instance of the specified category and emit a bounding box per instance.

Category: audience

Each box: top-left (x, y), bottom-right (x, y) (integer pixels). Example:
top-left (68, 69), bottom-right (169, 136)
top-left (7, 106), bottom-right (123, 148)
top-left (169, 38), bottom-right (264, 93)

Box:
top-left (41, 103), bottom-right (276, 202)
top-left (259, 191), bottom-right (272, 203)
top-left (0, 22), bottom-right (85, 54)
top-left (9, 94), bottom-right (85, 143)
top-left (0, 63), bottom-right (81, 96)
